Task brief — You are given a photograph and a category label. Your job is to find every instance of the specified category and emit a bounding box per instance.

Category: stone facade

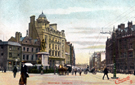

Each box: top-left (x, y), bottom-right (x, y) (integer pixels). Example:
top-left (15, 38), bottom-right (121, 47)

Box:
top-left (20, 36), bottom-right (40, 64)
top-left (65, 42), bottom-right (70, 64)
top-left (0, 40), bottom-right (22, 71)
top-left (28, 12), bottom-right (66, 67)
top-left (8, 32), bottom-right (41, 65)
top-left (106, 21), bottom-right (135, 73)
top-left (7, 12), bottom-right (75, 68)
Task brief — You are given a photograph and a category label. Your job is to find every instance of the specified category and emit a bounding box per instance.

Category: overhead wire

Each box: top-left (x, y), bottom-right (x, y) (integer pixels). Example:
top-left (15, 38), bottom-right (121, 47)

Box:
top-left (92, 5), bottom-right (135, 53)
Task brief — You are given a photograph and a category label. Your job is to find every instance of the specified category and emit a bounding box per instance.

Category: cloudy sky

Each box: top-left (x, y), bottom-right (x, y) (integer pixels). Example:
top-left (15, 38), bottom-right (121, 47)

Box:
top-left (0, 0), bottom-right (135, 64)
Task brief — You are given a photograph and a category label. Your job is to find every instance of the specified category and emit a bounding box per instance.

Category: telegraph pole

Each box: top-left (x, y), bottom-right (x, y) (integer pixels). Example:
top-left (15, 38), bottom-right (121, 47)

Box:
top-left (100, 27), bottom-right (118, 79)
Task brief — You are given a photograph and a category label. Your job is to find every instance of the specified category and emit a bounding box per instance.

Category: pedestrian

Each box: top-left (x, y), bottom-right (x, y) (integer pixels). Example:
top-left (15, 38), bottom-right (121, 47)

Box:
top-left (79, 68), bottom-right (82, 76)
top-left (13, 66), bottom-right (17, 78)
top-left (4, 67), bottom-right (6, 73)
top-left (72, 69), bottom-right (74, 75)
top-left (91, 67), bottom-right (96, 74)
top-left (74, 68), bottom-right (77, 76)
top-left (19, 61), bottom-right (29, 85)
top-left (102, 67), bottom-right (109, 80)
top-left (54, 65), bottom-right (56, 75)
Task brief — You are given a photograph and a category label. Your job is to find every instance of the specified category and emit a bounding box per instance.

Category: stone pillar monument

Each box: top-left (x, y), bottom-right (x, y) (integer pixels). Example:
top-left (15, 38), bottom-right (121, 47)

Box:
top-left (36, 39), bottom-right (49, 69)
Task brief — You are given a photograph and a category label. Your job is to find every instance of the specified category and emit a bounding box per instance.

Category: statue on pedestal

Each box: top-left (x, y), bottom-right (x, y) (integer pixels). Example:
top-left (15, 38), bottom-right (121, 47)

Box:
top-left (41, 39), bottom-right (46, 52)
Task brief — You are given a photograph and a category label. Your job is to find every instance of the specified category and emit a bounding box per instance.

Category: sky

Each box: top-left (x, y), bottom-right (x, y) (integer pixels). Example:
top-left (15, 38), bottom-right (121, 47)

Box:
top-left (0, 0), bottom-right (135, 64)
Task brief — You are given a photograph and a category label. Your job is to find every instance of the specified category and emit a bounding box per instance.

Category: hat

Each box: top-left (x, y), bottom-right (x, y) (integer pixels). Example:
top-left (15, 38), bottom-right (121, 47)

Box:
top-left (21, 61), bottom-right (26, 63)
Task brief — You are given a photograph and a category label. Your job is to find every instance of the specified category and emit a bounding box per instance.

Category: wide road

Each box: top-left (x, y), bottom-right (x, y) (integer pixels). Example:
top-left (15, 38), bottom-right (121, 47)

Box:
top-left (0, 71), bottom-right (134, 85)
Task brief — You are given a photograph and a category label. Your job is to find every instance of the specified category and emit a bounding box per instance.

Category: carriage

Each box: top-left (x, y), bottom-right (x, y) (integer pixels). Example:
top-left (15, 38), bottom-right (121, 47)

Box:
top-left (58, 65), bottom-right (68, 75)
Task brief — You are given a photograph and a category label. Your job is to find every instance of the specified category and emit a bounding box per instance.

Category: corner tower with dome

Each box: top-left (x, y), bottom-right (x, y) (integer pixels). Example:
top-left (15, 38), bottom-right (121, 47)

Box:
top-left (29, 12), bottom-right (66, 67)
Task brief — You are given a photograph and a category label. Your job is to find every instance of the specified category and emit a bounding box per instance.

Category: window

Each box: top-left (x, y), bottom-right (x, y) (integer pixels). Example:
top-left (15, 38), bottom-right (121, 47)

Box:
top-left (55, 45), bottom-right (57, 50)
top-left (1, 53), bottom-right (3, 56)
top-left (18, 54), bottom-right (19, 56)
top-left (49, 44), bottom-right (51, 48)
top-left (52, 51), bottom-right (54, 56)
top-left (36, 48), bottom-right (38, 52)
top-left (55, 51), bottom-right (57, 56)
top-left (26, 55), bottom-right (29, 60)
top-left (32, 48), bottom-right (33, 52)
top-left (1, 46), bottom-right (3, 49)
top-left (58, 51), bottom-right (60, 56)
top-left (52, 44), bottom-right (54, 49)
top-left (9, 46), bottom-right (12, 50)
top-left (129, 43), bottom-right (132, 49)
top-left (31, 55), bottom-right (33, 60)
top-left (23, 47), bottom-right (25, 51)
top-left (27, 48), bottom-right (29, 52)
top-left (18, 48), bottom-right (20, 50)
top-left (129, 51), bottom-right (133, 57)
top-left (130, 66), bottom-right (134, 69)
top-left (123, 52), bottom-right (126, 57)
top-left (49, 50), bottom-right (51, 56)
top-left (9, 53), bottom-right (12, 57)
top-left (23, 55), bottom-right (25, 60)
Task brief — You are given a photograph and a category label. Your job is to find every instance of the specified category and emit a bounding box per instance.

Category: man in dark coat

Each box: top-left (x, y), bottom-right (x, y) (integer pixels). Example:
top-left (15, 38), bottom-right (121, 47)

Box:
top-left (102, 67), bottom-right (109, 80)
top-left (74, 68), bottom-right (77, 76)
top-left (13, 66), bottom-right (17, 78)
top-left (19, 61), bottom-right (29, 85)
top-left (54, 65), bottom-right (56, 75)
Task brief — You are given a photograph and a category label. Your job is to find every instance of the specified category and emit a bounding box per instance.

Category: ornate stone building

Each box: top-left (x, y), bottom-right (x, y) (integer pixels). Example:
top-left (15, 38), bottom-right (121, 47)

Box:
top-left (28, 12), bottom-right (66, 67)
top-left (106, 21), bottom-right (135, 73)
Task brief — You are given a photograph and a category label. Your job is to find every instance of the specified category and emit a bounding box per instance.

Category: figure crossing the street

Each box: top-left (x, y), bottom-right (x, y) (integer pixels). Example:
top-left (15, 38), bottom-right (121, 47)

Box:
top-left (13, 66), bottom-right (17, 78)
top-left (102, 66), bottom-right (109, 80)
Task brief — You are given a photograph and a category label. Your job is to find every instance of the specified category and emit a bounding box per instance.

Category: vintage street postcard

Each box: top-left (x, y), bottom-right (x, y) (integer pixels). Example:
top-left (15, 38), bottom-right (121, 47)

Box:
top-left (0, 0), bottom-right (135, 85)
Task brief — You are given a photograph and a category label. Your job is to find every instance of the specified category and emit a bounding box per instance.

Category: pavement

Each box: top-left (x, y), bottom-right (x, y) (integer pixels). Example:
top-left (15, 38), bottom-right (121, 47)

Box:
top-left (0, 71), bottom-right (135, 85)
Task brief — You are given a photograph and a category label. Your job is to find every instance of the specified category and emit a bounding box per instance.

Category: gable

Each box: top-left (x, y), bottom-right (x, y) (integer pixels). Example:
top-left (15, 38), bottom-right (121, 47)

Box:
top-left (8, 37), bottom-right (17, 42)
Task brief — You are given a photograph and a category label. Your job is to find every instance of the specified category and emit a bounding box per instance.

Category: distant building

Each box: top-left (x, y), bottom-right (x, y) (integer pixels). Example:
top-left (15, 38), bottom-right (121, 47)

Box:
top-left (69, 43), bottom-right (75, 66)
top-left (65, 41), bottom-right (76, 66)
top-left (0, 40), bottom-right (22, 70)
top-left (90, 51), bottom-right (105, 71)
top-left (65, 41), bottom-right (70, 65)
top-left (100, 60), bottom-right (106, 72)
top-left (75, 64), bottom-right (88, 69)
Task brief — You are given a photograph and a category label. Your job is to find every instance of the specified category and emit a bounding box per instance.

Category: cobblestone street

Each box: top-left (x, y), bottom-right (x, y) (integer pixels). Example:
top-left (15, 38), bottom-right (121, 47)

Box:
top-left (0, 71), bottom-right (135, 85)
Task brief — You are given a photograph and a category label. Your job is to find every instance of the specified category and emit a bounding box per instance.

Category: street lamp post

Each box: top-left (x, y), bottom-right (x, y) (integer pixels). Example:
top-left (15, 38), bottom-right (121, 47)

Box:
top-left (111, 55), bottom-right (118, 79)
top-left (111, 40), bottom-right (118, 79)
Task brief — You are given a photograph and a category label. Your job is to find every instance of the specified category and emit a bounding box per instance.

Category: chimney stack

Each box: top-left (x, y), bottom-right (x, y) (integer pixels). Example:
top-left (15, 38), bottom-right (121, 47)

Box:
top-left (128, 21), bottom-right (132, 28)
top-left (120, 24), bottom-right (125, 29)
